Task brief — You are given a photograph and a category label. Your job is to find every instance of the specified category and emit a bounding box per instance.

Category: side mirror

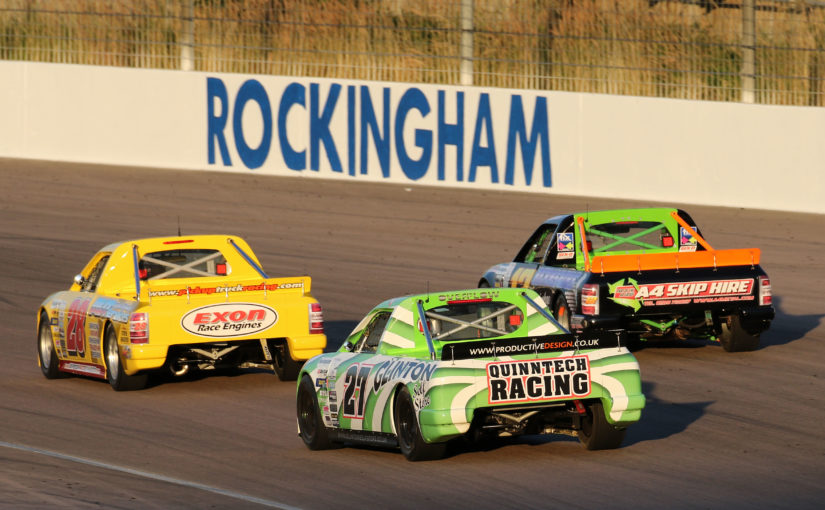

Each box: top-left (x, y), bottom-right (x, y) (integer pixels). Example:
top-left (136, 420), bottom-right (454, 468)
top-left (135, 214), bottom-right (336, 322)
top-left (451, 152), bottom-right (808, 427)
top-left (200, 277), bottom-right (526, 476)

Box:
top-left (73, 274), bottom-right (86, 287)
top-left (343, 342), bottom-right (355, 352)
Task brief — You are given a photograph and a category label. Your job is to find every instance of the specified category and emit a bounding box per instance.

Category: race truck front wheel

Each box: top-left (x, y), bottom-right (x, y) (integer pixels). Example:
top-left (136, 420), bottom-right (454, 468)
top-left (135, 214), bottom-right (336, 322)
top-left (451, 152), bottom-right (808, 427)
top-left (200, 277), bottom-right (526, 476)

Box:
top-left (105, 326), bottom-right (147, 391)
top-left (578, 401), bottom-right (626, 450)
top-left (719, 315), bottom-right (760, 352)
top-left (297, 375), bottom-right (333, 450)
top-left (38, 312), bottom-right (64, 379)
top-left (394, 387), bottom-right (446, 461)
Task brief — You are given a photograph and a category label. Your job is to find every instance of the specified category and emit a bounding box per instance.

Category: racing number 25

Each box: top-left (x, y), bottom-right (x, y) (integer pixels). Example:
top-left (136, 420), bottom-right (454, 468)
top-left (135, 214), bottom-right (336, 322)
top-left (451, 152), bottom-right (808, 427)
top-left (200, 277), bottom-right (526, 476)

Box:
top-left (66, 298), bottom-right (91, 358)
top-left (343, 363), bottom-right (373, 419)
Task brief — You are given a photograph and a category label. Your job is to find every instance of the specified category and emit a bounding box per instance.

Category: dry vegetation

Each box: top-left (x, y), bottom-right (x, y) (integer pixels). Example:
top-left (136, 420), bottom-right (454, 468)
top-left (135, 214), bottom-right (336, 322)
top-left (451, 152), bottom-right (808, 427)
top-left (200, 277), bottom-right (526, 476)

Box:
top-left (1, 0), bottom-right (823, 105)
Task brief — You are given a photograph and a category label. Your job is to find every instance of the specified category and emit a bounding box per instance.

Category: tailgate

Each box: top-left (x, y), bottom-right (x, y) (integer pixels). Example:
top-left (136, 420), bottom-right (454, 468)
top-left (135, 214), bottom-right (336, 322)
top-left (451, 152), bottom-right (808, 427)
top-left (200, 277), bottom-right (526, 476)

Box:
top-left (140, 276), bottom-right (315, 342)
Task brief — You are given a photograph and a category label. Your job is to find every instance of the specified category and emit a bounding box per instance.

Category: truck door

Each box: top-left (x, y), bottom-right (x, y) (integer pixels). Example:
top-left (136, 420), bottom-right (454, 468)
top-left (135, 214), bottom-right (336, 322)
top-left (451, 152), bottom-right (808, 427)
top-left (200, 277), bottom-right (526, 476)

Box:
top-left (508, 223), bottom-right (557, 288)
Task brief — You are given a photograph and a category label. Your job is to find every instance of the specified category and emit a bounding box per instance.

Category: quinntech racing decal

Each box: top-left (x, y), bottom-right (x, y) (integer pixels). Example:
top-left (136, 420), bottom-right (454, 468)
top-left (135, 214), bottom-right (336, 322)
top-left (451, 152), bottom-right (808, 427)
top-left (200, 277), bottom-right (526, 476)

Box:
top-left (180, 302), bottom-right (277, 337)
top-left (609, 278), bottom-right (754, 310)
top-left (486, 355), bottom-right (591, 404)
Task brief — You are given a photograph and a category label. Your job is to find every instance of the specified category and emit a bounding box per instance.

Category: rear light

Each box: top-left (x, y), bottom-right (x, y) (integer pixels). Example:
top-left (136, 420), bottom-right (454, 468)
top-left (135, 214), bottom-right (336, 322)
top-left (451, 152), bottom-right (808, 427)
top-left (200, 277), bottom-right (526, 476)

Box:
top-left (129, 312), bottom-right (149, 344)
top-left (216, 263), bottom-right (227, 276)
top-left (581, 284), bottom-right (599, 315)
top-left (309, 303), bottom-right (324, 334)
top-left (661, 235), bottom-right (674, 248)
top-left (163, 239), bottom-right (194, 245)
top-left (758, 276), bottom-right (772, 306)
top-left (138, 268), bottom-right (148, 280)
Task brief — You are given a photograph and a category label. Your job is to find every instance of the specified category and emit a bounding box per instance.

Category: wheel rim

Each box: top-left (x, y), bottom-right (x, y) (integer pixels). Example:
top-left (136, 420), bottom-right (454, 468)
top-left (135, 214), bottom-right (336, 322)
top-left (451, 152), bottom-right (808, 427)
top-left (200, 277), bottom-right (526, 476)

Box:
top-left (106, 332), bottom-right (120, 377)
top-left (397, 397), bottom-right (415, 449)
top-left (556, 302), bottom-right (570, 331)
top-left (38, 320), bottom-right (53, 370)
top-left (298, 386), bottom-right (317, 440)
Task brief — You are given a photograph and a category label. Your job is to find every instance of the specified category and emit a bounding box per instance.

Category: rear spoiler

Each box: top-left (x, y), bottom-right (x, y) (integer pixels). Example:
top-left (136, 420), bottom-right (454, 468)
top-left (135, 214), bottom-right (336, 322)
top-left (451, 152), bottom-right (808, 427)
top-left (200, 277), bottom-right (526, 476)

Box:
top-left (578, 211), bottom-right (760, 274)
top-left (440, 331), bottom-right (626, 361)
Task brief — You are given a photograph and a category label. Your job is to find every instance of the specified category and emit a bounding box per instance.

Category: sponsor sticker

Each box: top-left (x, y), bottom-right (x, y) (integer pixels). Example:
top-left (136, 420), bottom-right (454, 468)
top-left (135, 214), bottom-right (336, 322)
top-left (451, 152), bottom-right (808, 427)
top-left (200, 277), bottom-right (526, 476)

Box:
top-left (679, 227), bottom-right (698, 252)
top-left (556, 232), bottom-right (575, 260)
top-left (180, 303), bottom-right (277, 338)
top-left (486, 355), bottom-right (591, 404)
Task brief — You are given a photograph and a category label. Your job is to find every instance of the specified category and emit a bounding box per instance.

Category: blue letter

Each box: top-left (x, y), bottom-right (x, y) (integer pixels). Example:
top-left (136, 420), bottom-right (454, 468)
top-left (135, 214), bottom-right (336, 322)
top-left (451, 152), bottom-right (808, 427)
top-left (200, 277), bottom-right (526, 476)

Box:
top-left (505, 95), bottom-right (552, 186)
top-left (468, 93), bottom-right (499, 183)
top-left (232, 79), bottom-right (272, 170)
top-left (278, 82), bottom-right (306, 171)
top-left (395, 88), bottom-right (432, 181)
top-left (360, 86), bottom-right (391, 178)
top-left (347, 85), bottom-right (356, 176)
top-left (438, 90), bottom-right (464, 181)
top-left (310, 83), bottom-right (343, 173)
top-left (207, 77), bottom-right (231, 166)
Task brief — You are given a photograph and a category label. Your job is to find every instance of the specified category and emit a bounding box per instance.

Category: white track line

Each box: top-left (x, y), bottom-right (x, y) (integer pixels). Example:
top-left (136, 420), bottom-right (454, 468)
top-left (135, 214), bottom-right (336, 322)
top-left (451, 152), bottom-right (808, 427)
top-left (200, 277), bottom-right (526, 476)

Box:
top-left (0, 440), bottom-right (300, 510)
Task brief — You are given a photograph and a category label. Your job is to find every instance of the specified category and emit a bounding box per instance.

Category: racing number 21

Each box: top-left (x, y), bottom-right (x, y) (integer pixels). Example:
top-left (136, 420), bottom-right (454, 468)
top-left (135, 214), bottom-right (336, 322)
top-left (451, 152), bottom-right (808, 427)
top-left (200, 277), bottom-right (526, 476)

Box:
top-left (343, 363), bottom-right (373, 419)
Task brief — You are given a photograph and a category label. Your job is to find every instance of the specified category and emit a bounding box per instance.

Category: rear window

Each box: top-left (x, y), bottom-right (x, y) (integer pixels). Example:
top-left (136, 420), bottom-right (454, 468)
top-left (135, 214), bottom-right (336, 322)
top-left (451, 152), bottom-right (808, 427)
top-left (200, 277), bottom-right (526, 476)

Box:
top-left (139, 249), bottom-right (229, 280)
top-left (424, 301), bottom-right (524, 341)
top-left (587, 221), bottom-right (672, 253)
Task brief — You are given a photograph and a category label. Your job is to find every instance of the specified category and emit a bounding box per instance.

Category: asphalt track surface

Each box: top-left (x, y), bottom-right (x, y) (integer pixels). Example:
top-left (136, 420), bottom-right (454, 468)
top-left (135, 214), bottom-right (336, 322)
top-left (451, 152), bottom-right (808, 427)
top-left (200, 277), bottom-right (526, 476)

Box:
top-left (1, 158), bottom-right (823, 509)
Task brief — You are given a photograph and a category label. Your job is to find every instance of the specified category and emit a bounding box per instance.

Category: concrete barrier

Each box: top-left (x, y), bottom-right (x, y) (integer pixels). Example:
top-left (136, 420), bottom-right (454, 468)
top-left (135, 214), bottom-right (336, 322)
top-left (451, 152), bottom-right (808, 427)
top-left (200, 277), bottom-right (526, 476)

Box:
top-left (1, 61), bottom-right (822, 213)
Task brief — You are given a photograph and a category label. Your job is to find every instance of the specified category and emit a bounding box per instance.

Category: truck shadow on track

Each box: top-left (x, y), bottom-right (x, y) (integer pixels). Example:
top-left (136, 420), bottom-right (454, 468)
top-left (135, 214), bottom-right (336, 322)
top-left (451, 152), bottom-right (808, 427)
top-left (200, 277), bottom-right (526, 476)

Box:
top-left (623, 381), bottom-right (711, 446)
top-left (759, 295), bottom-right (823, 349)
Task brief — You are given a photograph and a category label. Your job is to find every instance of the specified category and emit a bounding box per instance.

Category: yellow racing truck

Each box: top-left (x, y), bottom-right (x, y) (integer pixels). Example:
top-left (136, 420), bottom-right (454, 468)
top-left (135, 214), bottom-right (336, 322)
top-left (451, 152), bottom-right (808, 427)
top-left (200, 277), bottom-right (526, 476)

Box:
top-left (37, 235), bottom-right (326, 390)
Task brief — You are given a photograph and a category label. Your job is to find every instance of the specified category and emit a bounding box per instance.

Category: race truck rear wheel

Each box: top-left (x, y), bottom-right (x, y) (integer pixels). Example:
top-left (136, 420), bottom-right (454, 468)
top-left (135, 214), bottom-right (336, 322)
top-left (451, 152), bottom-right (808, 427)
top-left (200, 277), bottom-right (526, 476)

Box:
top-left (719, 315), bottom-right (760, 352)
top-left (105, 326), bottom-right (147, 391)
top-left (553, 296), bottom-right (571, 331)
top-left (38, 312), bottom-right (64, 379)
top-left (273, 341), bottom-right (302, 381)
top-left (297, 375), bottom-right (333, 450)
top-left (578, 401), bottom-right (626, 450)
top-left (394, 387), bottom-right (446, 461)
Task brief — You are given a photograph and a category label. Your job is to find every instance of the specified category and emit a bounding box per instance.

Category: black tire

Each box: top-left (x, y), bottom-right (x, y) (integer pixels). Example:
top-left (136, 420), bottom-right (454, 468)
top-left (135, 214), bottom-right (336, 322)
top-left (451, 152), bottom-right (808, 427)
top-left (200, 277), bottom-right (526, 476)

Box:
top-left (578, 401), bottom-right (627, 450)
top-left (297, 375), bottom-right (333, 450)
top-left (105, 325), bottom-right (147, 391)
top-left (273, 341), bottom-right (302, 381)
top-left (553, 295), bottom-right (571, 332)
top-left (37, 312), bottom-right (64, 379)
top-left (394, 387), bottom-right (446, 461)
top-left (719, 315), bottom-right (760, 352)
top-left (478, 280), bottom-right (490, 288)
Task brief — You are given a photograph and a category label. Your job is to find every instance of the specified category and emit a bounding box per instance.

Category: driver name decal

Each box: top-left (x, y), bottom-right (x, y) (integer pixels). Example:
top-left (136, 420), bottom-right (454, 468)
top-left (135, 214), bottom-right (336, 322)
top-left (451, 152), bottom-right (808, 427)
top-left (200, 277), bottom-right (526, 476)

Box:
top-left (487, 355), bottom-right (591, 404)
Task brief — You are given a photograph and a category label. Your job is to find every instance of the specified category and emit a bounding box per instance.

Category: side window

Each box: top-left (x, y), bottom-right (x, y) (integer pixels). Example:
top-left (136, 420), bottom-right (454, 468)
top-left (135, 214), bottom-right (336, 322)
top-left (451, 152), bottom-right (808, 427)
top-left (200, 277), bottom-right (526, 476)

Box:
top-left (545, 223), bottom-right (576, 267)
top-left (515, 224), bottom-right (557, 263)
top-left (356, 312), bottom-right (391, 353)
top-left (83, 256), bottom-right (110, 292)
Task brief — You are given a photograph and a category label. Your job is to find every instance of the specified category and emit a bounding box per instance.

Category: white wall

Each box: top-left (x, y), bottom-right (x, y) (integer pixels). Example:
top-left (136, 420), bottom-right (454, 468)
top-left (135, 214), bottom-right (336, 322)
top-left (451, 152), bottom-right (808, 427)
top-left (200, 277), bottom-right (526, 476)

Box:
top-left (1, 61), bottom-right (822, 214)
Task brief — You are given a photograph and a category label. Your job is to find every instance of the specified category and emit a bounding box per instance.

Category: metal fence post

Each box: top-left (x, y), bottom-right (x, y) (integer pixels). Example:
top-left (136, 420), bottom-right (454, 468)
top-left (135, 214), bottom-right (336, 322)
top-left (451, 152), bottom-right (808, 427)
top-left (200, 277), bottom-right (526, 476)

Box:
top-left (180, 0), bottom-right (194, 71)
top-left (741, 0), bottom-right (756, 104)
top-left (460, 0), bottom-right (473, 86)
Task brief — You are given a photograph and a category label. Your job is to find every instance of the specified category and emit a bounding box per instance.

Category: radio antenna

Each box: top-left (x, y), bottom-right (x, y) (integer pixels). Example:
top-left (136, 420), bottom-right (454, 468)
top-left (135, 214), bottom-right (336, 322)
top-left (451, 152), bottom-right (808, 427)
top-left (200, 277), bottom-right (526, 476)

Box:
top-left (177, 216), bottom-right (182, 237)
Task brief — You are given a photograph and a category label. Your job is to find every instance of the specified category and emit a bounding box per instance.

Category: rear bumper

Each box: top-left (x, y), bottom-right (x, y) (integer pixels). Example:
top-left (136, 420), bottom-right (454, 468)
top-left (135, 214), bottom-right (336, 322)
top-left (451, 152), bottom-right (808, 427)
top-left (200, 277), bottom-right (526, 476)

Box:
top-left (287, 334), bottom-right (327, 361)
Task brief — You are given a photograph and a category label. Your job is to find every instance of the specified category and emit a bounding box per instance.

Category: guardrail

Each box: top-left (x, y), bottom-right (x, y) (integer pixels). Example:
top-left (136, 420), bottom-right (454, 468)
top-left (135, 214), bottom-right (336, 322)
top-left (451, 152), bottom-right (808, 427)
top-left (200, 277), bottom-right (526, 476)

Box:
top-left (1, 0), bottom-right (823, 106)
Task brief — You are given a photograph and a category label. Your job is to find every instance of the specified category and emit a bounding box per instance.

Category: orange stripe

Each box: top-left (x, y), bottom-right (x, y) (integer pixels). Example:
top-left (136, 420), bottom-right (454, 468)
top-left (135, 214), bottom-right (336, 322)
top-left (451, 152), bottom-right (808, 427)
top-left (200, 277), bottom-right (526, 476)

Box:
top-left (589, 248), bottom-right (761, 274)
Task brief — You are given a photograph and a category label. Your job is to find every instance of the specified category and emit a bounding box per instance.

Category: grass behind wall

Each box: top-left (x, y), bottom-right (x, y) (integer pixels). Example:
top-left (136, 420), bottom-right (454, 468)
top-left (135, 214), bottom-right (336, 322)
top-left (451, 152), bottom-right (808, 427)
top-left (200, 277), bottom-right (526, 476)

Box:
top-left (1, 0), bottom-right (823, 105)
